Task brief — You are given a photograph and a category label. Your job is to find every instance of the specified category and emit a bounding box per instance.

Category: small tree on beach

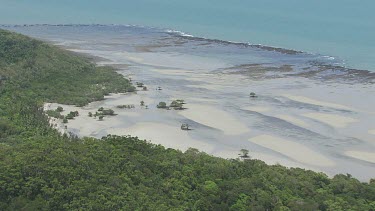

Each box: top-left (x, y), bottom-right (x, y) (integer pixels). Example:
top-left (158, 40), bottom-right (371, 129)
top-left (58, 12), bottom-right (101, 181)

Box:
top-left (88, 112), bottom-right (93, 117)
top-left (239, 149), bottom-right (250, 159)
top-left (157, 102), bottom-right (167, 109)
top-left (102, 109), bottom-right (115, 116)
top-left (140, 101), bottom-right (145, 106)
top-left (136, 82), bottom-right (144, 88)
top-left (170, 100), bottom-right (182, 108)
top-left (56, 106), bottom-right (64, 112)
top-left (66, 113), bottom-right (75, 120)
top-left (176, 99), bottom-right (185, 104)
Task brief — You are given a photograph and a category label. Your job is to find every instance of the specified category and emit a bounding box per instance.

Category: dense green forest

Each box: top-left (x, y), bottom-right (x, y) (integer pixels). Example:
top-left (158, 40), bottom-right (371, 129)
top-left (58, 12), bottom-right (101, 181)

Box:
top-left (0, 29), bottom-right (374, 210)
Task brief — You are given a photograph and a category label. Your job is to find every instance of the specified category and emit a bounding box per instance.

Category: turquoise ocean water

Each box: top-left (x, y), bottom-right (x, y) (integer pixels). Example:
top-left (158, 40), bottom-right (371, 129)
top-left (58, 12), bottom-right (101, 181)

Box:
top-left (1, 0), bottom-right (374, 71)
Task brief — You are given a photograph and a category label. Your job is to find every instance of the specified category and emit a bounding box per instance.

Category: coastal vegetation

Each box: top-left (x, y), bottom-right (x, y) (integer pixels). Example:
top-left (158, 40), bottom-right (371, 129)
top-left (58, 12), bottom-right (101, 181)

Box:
top-left (136, 82), bottom-right (144, 88)
top-left (117, 104), bottom-right (135, 109)
top-left (157, 99), bottom-right (187, 110)
top-left (45, 109), bottom-right (64, 119)
top-left (157, 101), bottom-right (168, 109)
top-left (181, 123), bottom-right (191, 130)
top-left (1, 29), bottom-right (375, 210)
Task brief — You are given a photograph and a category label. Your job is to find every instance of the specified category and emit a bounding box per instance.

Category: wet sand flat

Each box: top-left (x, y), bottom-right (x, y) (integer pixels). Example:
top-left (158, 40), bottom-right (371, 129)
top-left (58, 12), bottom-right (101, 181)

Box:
top-left (345, 151), bottom-right (375, 164)
top-left (283, 94), bottom-right (353, 111)
top-left (107, 122), bottom-right (215, 152)
top-left (179, 104), bottom-right (250, 135)
top-left (249, 135), bottom-right (335, 167)
top-left (302, 113), bottom-right (358, 128)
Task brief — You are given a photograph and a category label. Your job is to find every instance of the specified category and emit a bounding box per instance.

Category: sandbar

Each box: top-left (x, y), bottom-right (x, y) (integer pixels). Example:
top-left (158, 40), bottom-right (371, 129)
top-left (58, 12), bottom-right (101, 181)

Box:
top-left (108, 122), bottom-right (214, 152)
top-left (249, 135), bottom-right (335, 167)
top-left (242, 106), bottom-right (270, 113)
top-left (275, 114), bottom-right (310, 127)
top-left (345, 151), bottom-right (375, 163)
top-left (302, 113), bottom-right (357, 128)
top-left (283, 94), bottom-right (352, 110)
top-left (179, 104), bottom-right (249, 135)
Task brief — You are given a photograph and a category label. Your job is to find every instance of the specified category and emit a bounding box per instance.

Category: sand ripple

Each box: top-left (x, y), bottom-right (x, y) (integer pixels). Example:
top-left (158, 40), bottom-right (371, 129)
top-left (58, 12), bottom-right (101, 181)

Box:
top-left (302, 113), bottom-right (357, 128)
top-left (345, 151), bottom-right (375, 164)
top-left (249, 135), bottom-right (335, 167)
top-left (283, 94), bottom-right (352, 110)
top-left (179, 104), bottom-right (250, 135)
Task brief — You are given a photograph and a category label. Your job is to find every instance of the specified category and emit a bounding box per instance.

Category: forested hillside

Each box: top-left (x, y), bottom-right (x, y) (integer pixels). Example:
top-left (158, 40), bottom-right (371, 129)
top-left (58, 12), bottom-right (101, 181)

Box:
top-left (0, 29), bottom-right (374, 210)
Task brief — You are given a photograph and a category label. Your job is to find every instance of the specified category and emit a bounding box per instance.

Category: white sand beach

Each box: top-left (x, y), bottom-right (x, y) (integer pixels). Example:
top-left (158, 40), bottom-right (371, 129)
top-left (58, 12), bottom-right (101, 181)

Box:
top-left (302, 113), bottom-right (358, 128)
top-left (44, 102), bottom-right (128, 137)
top-left (150, 68), bottom-right (195, 76)
top-left (283, 94), bottom-right (353, 111)
top-left (104, 93), bottom-right (155, 106)
top-left (108, 122), bottom-right (215, 152)
top-left (249, 135), bottom-right (335, 167)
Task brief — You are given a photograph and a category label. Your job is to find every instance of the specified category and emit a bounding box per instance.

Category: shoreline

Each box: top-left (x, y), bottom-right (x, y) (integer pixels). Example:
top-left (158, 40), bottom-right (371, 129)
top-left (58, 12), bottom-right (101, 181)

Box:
top-left (35, 25), bottom-right (375, 181)
top-left (2, 24), bottom-right (375, 75)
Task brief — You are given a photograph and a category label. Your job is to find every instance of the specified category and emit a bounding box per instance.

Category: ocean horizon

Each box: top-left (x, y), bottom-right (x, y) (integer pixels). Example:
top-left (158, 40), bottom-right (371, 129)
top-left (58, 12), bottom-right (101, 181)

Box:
top-left (1, 0), bottom-right (374, 71)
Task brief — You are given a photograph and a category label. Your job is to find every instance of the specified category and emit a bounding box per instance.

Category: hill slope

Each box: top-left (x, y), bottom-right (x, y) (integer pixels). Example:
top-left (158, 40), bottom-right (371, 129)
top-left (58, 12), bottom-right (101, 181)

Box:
top-left (0, 29), bottom-right (374, 210)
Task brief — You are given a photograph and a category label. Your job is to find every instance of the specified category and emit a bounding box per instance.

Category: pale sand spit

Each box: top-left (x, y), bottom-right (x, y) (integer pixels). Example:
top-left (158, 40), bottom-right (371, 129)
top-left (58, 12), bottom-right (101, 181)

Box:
top-left (150, 68), bottom-right (194, 76)
top-left (215, 148), bottom-right (320, 172)
top-left (302, 113), bottom-right (358, 128)
top-left (115, 52), bottom-right (145, 63)
top-left (186, 97), bottom-right (217, 103)
top-left (283, 94), bottom-right (352, 110)
top-left (249, 135), bottom-right (335, 167)
top-left (275, 114), bottom-right (310, 128)
top-left (369, 129), bottom-right (375, 135)
top-left (242, 106), bottom-right (270, 113)
top-left (108, 122), bottom-right (215, 152)
top-left (345, 151), bottom-right (375, 164)
top-left (186, 84), bottom-right (227, 90)
top-left (104, 93), bottom-right (155, 106)
top-left (179, 104), bottom-right (250, 135)
top-left (213, 149), bottom-right (312, 169)
top-left (44, 102), bottom-right (124, 137)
